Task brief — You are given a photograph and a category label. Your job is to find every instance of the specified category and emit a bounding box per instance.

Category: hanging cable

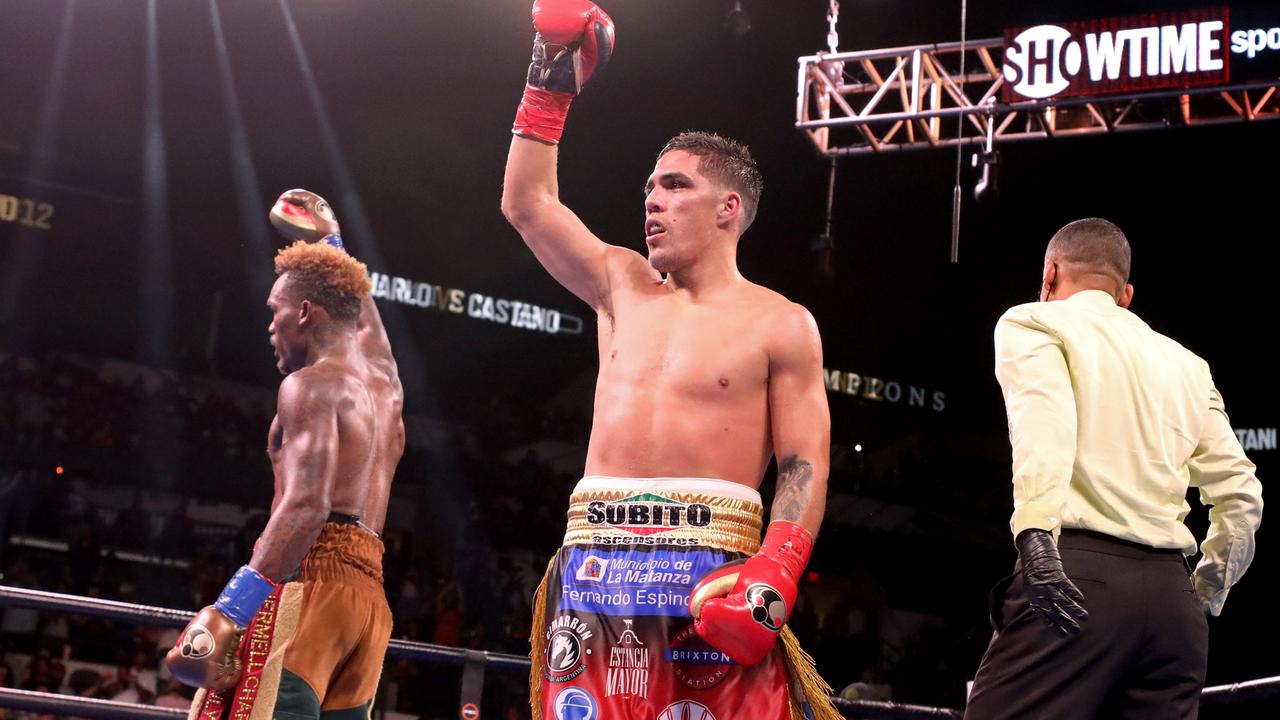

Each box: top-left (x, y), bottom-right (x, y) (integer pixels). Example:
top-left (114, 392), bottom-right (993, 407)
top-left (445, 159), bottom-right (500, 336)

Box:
top-left (949, 0), bottom-right (968, 264)
top-left (811, 157), bottom-right (838, 281)
top-left (812, 1), bottom-right (841, 282)
top-left (827, 0), bottom-right (840, 53)
top-left (824, 157), bottom-right (837, 242)
top-left (823, 1), bottom-right (845, 85)
top-left (971, 97), bottom-right (998, 200)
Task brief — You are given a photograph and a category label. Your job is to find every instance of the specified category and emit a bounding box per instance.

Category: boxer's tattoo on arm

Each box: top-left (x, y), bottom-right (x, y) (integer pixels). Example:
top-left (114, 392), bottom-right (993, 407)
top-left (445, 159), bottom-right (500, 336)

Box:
top-left (253, 518), bottom-right (324, 581)
top-left (772, 454), bottom-right (814, 523)
top-left (251, 377), bottom-right (338, 580)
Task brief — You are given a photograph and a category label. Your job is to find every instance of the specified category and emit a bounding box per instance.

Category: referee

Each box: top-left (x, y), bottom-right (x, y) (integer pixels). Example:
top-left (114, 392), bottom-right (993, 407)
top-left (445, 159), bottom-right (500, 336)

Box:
top-left (964, 218), bottom-right (1264, 720)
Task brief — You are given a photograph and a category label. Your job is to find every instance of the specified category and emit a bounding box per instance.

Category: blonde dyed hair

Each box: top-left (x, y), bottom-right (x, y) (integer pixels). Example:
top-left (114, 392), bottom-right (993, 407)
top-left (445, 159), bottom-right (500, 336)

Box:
top-left (274, 240), bottom-right (372, 322)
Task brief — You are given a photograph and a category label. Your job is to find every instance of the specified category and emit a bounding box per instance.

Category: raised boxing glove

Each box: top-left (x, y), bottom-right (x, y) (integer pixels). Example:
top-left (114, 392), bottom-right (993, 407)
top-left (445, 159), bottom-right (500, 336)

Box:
top-left (269, 188), bottom-right (343, 249)
top-left (512, 0), bottom-right (615, 144)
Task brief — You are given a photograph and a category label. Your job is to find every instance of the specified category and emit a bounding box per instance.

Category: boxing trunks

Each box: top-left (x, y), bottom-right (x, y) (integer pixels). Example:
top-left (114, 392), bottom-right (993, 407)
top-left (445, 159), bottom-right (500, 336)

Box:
top-left (531, 477), bottom-right (839, 720)
top-left (189, 520), bottom-right (391, 720)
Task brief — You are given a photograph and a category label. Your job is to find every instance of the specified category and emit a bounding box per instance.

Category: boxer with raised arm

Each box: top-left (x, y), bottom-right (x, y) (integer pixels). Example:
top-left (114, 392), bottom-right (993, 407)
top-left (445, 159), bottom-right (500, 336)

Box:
top-left (166, 190), bottom-right (405, 720)
top-left (502, 3), bottom-right (839, 718)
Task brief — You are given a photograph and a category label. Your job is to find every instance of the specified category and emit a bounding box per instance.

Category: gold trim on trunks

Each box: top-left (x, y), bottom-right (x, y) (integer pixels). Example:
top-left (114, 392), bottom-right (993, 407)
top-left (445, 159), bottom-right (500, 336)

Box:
top-left (563, 488), bottom-right (763, 555)
top-left (532, 477), bottom-right (842, 720)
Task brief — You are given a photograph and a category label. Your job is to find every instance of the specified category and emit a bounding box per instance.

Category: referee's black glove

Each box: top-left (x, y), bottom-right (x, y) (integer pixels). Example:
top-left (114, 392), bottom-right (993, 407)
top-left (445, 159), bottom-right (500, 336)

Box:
top-left (1016, 529), bottom-right (1089, 636)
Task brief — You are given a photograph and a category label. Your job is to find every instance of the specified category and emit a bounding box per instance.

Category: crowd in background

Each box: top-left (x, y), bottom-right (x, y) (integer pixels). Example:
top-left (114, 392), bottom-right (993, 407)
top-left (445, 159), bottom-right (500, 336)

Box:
top-left (0, 352), bottom-right (991, 718)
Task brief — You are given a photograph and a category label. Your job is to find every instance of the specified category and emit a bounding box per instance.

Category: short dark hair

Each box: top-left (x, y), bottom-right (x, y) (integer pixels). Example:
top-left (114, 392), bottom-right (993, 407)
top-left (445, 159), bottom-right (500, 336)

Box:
top-left (1046, 218), bottom-right (1131, 289)
top-left (274, 241), bottom-right (371, 323)
top-left (659, 131), bottom-right (763, 233)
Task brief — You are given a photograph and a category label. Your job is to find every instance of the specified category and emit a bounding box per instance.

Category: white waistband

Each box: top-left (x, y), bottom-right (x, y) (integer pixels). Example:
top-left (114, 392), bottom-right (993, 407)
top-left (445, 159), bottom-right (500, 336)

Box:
top-left (574, 475), bottom-right (763, 505)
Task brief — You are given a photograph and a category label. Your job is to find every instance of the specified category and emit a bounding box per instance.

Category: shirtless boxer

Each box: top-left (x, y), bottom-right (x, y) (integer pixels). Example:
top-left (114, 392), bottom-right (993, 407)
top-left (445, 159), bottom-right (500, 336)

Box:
top-left (166, 190), bottom-right (405, 720)
top-left (502, 2), bottom-right (839, 718)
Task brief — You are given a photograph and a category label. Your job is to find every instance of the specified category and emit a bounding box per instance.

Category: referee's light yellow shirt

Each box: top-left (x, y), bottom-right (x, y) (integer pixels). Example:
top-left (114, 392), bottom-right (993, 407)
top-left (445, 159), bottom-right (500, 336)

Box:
top-left (995, 289), bottom-right (1263, 616)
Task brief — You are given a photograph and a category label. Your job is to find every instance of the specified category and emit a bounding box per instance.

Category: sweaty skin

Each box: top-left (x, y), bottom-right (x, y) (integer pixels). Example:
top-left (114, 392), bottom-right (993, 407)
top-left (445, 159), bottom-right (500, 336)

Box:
top-left (502, 138), bottom-right (828, 534)
top-left (254, 287), bottom-right (405, 581)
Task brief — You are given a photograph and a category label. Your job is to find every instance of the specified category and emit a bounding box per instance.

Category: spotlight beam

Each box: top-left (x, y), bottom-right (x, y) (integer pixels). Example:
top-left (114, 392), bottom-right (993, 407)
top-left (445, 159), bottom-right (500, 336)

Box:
top-left (140, 0), bottom-right (174, 366)
top-left (0, 0), bottom-right (77, 324)
top-left (276, 0), bottom-right (467, 547)
top-left (208, 0), bottom-right (273, 362)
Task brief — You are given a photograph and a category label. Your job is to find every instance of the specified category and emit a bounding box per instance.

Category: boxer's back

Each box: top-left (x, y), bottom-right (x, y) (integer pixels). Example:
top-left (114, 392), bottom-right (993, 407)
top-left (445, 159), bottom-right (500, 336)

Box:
top-left (268, 355), bottom-right (404, 534)
top-left (333, 354), bottom-right (404, 534)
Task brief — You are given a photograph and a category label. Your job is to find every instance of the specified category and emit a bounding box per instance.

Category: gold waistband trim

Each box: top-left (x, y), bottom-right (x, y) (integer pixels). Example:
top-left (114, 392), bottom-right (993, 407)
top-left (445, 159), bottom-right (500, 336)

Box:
top-left (563, 486), bottom-right (763, 555)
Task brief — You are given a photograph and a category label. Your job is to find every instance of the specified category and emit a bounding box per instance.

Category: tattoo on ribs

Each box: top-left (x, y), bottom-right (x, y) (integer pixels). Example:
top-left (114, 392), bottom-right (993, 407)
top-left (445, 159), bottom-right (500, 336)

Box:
top-left (773, 455), bottom-right (814, 523)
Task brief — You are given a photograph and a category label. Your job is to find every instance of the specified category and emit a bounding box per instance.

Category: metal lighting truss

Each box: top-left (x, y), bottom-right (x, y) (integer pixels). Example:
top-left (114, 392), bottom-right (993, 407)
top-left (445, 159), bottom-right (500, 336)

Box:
top-left (796, 37), bottom-right (1280, 156)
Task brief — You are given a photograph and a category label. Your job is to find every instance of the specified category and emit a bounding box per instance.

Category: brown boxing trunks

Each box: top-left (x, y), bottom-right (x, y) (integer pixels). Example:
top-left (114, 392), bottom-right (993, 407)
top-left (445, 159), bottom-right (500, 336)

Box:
top-left (189, 521), bottom-right (392, 720)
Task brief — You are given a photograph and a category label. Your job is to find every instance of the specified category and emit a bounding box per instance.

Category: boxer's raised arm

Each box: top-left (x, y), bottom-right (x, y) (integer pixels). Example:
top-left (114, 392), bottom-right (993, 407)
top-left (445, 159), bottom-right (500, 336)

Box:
top-left (356, 294), bottom-right (400, 391)
top-left (501, 0), bottom-right (618, 312)
top-left (268, 189), bottom-right (399, 384)
top-left (502, 137), bottom-right (615, 310)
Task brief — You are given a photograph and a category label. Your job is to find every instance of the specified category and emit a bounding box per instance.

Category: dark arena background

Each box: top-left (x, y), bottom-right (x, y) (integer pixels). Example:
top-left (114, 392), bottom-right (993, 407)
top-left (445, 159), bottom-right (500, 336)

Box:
top-left (0, 0), bottom-right (1276, 718)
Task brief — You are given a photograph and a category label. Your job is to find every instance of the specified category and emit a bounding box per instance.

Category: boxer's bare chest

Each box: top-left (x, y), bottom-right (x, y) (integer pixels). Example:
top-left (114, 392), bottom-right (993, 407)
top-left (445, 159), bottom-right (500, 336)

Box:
top-left (599, 290), bottom-right (770, 401)
top-left (585, 286), bottom-right (777, 481)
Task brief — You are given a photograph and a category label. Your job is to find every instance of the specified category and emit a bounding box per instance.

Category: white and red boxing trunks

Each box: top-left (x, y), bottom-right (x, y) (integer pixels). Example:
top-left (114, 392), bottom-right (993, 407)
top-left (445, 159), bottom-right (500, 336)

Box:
top-left (530, 477), bottom-right (839, 720)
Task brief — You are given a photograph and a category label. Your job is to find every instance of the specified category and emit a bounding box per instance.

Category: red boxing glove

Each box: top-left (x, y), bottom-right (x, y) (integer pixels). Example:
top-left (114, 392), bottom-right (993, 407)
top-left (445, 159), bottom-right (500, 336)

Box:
top-left (689, 521), bottom-right (813, 665)
top-left (512, 0), bottom-right (615, 144)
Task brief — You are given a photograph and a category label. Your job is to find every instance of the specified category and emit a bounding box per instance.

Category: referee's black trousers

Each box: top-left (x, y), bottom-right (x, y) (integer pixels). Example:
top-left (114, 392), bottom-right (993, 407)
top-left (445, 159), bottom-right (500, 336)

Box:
top-left (964, 530), bottom-right (1209, 720)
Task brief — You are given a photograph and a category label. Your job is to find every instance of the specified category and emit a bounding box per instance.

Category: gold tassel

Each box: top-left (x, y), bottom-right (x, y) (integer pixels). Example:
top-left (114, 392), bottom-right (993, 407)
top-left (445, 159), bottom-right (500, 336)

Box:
top-left (528, 555), bottom-right (555, 720)
top-left (187, 689), bottom-right (206, 720)
top-left (780, 626), bottom-right (843, 720)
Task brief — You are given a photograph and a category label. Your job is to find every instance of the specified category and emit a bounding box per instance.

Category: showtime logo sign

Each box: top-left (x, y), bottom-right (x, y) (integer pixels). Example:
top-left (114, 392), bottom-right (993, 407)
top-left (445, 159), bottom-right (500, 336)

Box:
top-left (1002, 9), bottom-right (1230, 100)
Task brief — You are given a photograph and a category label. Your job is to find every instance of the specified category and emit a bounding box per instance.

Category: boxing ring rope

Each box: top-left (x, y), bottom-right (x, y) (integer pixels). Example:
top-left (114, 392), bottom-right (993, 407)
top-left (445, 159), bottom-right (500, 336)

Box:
top-left (2, 586), bottom-right (1274, 719)
top-left (1201, 676), bottom-right (1280, 707)
top-left (0, 585), bottom-right (531, 671)
top-left (0, 687), bottom-right (185, 720)
top-left (831, 698), bottom-right (961, 719)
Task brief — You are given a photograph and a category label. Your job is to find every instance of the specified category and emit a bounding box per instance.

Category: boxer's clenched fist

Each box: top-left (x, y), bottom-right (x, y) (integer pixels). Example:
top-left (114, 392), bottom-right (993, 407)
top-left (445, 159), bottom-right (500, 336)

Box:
top-left (689, 521), bottom-right (813, 665)
top-left (269, 189), bottom-right (343, 249)
top-left (513, 0), bottom-right (615, 144)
